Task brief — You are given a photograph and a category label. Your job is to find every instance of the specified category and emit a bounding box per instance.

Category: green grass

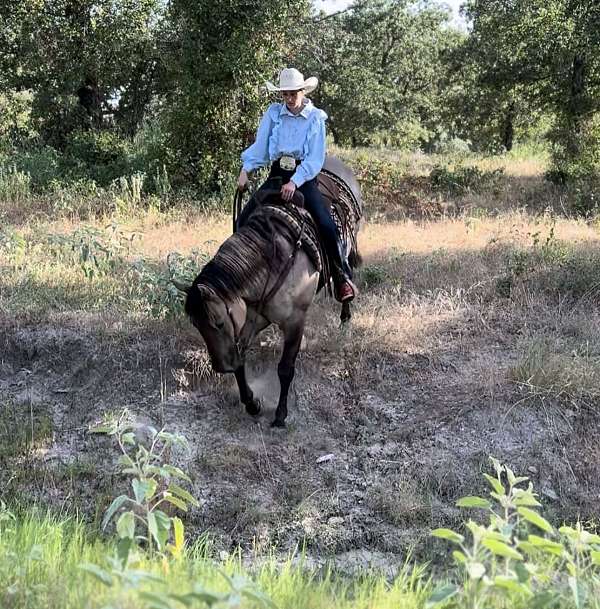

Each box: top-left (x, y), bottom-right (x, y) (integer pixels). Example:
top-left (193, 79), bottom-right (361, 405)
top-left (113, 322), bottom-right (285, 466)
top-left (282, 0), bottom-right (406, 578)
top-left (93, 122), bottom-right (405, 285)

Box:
top-left (0, 509), bottom-right (433, 609)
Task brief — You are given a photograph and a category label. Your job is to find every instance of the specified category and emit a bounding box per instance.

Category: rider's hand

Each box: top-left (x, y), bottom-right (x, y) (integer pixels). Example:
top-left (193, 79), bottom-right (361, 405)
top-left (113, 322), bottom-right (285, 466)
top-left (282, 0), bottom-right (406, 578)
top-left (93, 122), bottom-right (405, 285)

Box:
top-left (238, 169), bottom-right (249, 191)
top-left (281, 181), bottom-right (296, 202)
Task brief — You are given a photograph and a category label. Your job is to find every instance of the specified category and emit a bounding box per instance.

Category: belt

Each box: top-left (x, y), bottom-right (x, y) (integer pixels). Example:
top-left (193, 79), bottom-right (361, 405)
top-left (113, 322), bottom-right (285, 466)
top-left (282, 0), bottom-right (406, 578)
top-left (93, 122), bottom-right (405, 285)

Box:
top-left (276, 155), bottom-right (300, 171)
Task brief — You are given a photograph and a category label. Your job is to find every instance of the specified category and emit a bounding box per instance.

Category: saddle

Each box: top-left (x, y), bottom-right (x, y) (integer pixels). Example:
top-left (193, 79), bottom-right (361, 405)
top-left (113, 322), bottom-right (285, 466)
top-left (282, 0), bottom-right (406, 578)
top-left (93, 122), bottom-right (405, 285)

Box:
top-left (233, 163), bottom-right (362, 293)
top-left (251, 188), bottom-right (325, 275)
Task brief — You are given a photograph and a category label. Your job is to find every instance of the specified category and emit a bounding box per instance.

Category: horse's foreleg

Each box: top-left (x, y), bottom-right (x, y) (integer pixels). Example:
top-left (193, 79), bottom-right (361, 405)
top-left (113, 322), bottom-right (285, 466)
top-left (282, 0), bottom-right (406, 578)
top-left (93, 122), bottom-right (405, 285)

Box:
top-left (272, 323), bottom-right (304, 428)
top-left (234, 365), bottom-right (261, 416)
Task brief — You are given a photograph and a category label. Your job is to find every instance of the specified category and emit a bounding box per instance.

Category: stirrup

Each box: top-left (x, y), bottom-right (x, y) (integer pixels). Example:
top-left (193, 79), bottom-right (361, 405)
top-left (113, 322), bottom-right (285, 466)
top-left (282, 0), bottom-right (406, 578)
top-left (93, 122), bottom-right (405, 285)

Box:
top-left (336, 279), bottom-right (357, 303)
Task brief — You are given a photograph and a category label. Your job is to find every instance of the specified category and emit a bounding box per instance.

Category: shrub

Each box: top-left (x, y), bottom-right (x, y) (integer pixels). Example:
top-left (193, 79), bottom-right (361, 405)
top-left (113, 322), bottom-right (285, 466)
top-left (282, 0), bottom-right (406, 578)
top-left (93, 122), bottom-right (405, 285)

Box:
top-left (62, 130), bottom-right (139, 186)
top-left (567, 177), bottom-right (600, 217)
top-left (127, 249), bottom-right (209, 319)
top-left (0, 165), bottom-right (32, 204)
top-left (429, 164), bottom-right (505, 197)
top-left (11, 146), bottom-right (60, 190)
top-left (547, 114), bottom-right (600, 185)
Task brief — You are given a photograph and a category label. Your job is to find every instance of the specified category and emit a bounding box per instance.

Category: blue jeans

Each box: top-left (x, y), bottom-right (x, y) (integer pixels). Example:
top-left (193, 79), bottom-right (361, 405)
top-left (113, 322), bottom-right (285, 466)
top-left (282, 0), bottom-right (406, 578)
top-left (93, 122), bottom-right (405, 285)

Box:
top-left (237, 162), bottom-right (350, 280)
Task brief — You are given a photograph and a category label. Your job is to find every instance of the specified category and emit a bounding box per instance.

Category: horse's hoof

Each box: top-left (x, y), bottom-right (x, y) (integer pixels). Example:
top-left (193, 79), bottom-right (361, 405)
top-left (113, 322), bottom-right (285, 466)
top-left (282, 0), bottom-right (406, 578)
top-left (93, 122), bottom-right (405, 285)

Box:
top-left (270, 419), bottom-right (286, 429)
top-left (245, 400), bottom-right (261, 417)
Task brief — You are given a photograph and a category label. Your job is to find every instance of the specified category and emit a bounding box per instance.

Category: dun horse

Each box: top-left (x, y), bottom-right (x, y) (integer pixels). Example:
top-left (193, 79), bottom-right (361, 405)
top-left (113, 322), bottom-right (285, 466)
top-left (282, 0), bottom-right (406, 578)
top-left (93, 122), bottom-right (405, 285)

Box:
top-left (178, 156), bottom-right (362, 427)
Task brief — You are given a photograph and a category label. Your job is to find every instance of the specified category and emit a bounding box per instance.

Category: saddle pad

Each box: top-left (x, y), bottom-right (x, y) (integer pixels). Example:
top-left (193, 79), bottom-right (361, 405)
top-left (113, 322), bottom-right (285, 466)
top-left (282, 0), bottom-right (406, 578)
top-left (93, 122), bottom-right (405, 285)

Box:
top-left (259, 204), bottom-right (324, 274)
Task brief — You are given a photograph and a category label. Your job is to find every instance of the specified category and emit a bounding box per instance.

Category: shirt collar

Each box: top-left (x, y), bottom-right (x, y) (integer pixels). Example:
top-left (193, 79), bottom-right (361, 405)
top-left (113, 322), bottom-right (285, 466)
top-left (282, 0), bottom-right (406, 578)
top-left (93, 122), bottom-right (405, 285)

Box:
top-left (280, 99), bottom-right (313, 118)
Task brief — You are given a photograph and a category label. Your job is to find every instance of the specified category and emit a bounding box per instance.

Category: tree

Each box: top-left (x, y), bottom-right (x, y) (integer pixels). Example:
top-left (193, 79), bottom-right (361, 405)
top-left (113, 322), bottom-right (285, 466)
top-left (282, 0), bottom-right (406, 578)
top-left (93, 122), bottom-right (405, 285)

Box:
top-left (301, 0), bottom-right (459, 148)
top-left (162, 0), bottom-right (311, 190)
top-left (0, 0), bottom-right (166, 144)
top-left (439, 34), bottom-right (543, 153)
top-left (462, 0), bottom-right (600, 177)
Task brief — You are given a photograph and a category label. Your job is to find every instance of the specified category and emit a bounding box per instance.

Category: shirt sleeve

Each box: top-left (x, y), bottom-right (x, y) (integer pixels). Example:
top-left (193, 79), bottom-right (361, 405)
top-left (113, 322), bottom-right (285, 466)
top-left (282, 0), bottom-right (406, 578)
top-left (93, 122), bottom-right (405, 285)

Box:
top-left (291, 116), bottom-right (326, 188)
top-left (241, 107), bottom-right (274, 172)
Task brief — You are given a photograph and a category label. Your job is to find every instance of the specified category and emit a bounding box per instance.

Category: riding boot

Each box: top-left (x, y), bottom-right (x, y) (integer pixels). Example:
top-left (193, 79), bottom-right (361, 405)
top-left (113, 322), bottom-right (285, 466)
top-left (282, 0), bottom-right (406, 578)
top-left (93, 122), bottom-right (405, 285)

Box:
top-left (329, 237), bottom-right (357, 303)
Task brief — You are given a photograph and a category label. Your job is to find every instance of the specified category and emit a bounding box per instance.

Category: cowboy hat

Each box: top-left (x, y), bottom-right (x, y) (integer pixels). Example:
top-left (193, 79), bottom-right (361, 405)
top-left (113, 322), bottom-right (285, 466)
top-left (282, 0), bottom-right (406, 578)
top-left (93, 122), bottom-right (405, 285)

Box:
top-left (266, 68), bottom-right (318, 94)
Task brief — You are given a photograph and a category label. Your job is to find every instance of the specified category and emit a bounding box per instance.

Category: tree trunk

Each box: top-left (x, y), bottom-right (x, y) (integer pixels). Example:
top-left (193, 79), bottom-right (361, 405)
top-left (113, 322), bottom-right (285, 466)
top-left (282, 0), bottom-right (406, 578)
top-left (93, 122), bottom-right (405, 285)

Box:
top-left (77, 75), bottom-right (103, 129)
top-left (501, 102), bottom-right (514, 151)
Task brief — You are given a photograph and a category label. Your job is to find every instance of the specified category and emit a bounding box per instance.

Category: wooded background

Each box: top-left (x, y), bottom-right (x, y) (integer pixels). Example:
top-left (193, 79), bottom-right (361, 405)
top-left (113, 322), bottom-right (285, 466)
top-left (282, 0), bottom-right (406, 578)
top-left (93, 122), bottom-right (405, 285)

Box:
top-left (1, 0), bottom-right (599, 193)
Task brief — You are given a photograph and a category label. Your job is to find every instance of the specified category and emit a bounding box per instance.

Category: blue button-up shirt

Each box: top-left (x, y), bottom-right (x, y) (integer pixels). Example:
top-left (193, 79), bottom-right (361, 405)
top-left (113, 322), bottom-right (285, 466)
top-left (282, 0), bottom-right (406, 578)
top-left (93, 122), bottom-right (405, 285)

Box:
top-left (241, 99), bottom-right (328, 187)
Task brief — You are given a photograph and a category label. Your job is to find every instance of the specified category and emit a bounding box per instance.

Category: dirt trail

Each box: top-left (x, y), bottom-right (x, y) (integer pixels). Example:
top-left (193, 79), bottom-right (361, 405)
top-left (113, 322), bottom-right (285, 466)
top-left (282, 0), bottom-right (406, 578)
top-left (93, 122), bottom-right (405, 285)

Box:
top-left (1, 290), bottom-right (594, 572)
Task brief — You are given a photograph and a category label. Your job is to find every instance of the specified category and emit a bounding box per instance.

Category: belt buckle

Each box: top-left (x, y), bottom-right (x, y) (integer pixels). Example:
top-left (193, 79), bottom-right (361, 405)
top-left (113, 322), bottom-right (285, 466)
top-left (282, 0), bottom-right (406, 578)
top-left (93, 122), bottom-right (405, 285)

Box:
top-left (279, 155), bottom-right (296, 171)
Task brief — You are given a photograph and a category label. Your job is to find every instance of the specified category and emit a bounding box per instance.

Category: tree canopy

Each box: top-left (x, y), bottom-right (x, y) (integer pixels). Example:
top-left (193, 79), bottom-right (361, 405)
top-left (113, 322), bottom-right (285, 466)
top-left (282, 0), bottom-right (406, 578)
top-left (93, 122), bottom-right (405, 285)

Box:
top-left (1, 0), bottom-right (599, 187)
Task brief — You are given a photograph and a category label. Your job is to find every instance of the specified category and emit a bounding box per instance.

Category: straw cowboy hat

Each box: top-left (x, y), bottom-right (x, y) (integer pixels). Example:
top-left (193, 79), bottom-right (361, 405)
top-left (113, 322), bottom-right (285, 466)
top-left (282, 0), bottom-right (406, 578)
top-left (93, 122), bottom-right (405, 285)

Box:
top-left (266, 68), bottom-right (318, 94)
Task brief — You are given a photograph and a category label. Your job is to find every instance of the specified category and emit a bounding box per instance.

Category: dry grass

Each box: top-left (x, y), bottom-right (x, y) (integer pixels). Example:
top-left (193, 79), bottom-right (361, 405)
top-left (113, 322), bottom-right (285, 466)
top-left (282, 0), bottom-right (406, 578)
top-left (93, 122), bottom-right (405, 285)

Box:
top-left (4, 150), bottom-right (600, 562)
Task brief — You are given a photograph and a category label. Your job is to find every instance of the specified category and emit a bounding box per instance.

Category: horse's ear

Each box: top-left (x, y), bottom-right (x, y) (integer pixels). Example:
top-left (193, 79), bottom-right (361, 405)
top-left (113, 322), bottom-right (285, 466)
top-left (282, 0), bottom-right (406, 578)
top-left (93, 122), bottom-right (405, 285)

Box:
top-left (197, 284), bottom-right (215, 301)
top-left (171, 279), bottom-right (191, 295)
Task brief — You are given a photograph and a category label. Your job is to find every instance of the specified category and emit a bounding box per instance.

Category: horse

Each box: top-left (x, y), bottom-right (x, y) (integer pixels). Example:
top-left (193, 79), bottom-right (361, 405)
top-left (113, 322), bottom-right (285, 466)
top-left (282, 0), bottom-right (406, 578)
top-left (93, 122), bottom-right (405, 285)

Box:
top-left (177, 156), bottom-right (362, 428)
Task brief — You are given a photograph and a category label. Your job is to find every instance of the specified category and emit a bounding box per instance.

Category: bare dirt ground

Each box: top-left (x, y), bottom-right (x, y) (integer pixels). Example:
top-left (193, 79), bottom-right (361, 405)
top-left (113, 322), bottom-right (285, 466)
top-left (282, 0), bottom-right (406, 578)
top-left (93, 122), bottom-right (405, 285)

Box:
top-left (3, 192), bottom-right (600, 573)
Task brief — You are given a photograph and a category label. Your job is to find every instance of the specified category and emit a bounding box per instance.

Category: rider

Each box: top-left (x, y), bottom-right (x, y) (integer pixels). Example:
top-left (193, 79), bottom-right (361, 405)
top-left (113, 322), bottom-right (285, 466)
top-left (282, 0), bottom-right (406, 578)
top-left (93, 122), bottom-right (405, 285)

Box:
top-left (237, 67), bottom-right (356, 303)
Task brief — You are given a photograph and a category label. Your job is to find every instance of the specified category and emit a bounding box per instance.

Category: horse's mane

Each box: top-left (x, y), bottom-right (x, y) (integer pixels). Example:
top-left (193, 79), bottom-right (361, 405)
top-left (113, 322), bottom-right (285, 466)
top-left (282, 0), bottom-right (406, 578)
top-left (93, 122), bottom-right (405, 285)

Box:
top-left (185, 213), bottom-right (292, 316)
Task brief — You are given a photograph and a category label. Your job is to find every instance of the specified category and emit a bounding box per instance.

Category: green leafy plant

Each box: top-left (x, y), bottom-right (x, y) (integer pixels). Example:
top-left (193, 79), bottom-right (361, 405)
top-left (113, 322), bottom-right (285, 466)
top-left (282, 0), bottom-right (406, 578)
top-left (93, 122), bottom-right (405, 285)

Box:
top-left (112, 172), bottom-right (146, 214)
top-left (0, 165), bottom-right (32, 203)
top-left (46, 224), bottom-right (138, 279)
top-left (430, 164), bottom-right (504, 197)
top-left (90, 410), bottom-right (198, 560)
top-left (0, 501), bottom-right (15, 539)
top-left (0, 228), bottom-right (27, 263)
top-left (429, 457), bottom-right (600, 609)
top-left (128, 249), bottom-right (208, 319)
top-left (361, 264), bottom-right (389, 289)
top-left (81, 411), bottom-right (276, 609)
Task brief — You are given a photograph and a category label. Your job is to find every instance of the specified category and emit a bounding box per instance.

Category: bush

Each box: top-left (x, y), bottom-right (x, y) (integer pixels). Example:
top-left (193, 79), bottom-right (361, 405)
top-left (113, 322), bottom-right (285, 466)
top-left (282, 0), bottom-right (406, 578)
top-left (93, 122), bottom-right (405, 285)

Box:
top-left (567, 177), bottom-right (600, 217)
top-left (429, 164), bottom-right (505, 196)
top-left (0, 165), bottom-right (32, 204)
top-left (10, 145), bottom-right (60, 190)
top-left (62, 130), bottom-right (140, 186)
top-left (547, 114), bottom-right (600, 185)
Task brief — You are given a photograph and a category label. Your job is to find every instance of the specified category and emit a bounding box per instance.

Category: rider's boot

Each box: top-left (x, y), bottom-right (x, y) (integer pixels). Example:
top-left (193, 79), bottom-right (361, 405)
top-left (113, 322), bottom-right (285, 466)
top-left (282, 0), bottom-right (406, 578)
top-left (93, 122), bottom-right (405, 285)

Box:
top-left (330, 239), bottom-right (357, 303)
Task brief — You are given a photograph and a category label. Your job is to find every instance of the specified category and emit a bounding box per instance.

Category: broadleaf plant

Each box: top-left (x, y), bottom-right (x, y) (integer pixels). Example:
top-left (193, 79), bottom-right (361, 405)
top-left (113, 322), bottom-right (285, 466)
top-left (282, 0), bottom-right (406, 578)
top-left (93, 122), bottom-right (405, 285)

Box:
top-left (429, 457), bottom-right (600, 608)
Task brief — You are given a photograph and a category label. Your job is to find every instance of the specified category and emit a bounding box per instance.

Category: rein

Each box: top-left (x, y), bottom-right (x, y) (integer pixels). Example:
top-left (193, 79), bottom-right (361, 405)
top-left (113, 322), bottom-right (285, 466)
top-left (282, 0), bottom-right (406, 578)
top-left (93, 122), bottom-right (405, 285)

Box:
top-left (232, 188), bottom-right (244, 233)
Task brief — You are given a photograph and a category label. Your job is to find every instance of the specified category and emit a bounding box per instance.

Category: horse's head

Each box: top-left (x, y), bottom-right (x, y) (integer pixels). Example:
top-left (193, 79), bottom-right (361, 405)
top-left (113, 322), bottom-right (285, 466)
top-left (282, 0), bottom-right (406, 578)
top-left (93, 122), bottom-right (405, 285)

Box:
top-left (179, 282), bottom-right (247, 373)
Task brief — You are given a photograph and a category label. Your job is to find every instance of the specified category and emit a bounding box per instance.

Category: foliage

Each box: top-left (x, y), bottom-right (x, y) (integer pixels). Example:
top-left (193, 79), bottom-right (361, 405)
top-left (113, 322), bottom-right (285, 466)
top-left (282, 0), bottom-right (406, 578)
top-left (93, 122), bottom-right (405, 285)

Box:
top-left (429, 164), bottom-right (504, 196)
top-left (0, 90), bottom-right (35, 143)
top-left (62, 130), bottom-right (140, 186)
top-left (461, 0), bottom-right (600, 178)
top-left (0, 227), bottom-right (27, 261)
top-left (361, 264), bottom-right (390, 289)
top-left (89, 409), bottom-right (199, 562)
top-left (303, 0), bottom-right (459, 148)
top-left (46, 224), bottom-right (137, 280)
top-left (0, 165), bottom-right (32, 204)
top-left (162, 0), bottom-right (311, 191)
top-left (0, 0), bottom-right (167, 143)
top-left (128, 249), bottom-right (209, 319)
top-left (566, 176), bottom-right (600, 217)
top-left (80, 412), bottom-right (277, 609)
top-left (430, 457), bottom-right (600, 608)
